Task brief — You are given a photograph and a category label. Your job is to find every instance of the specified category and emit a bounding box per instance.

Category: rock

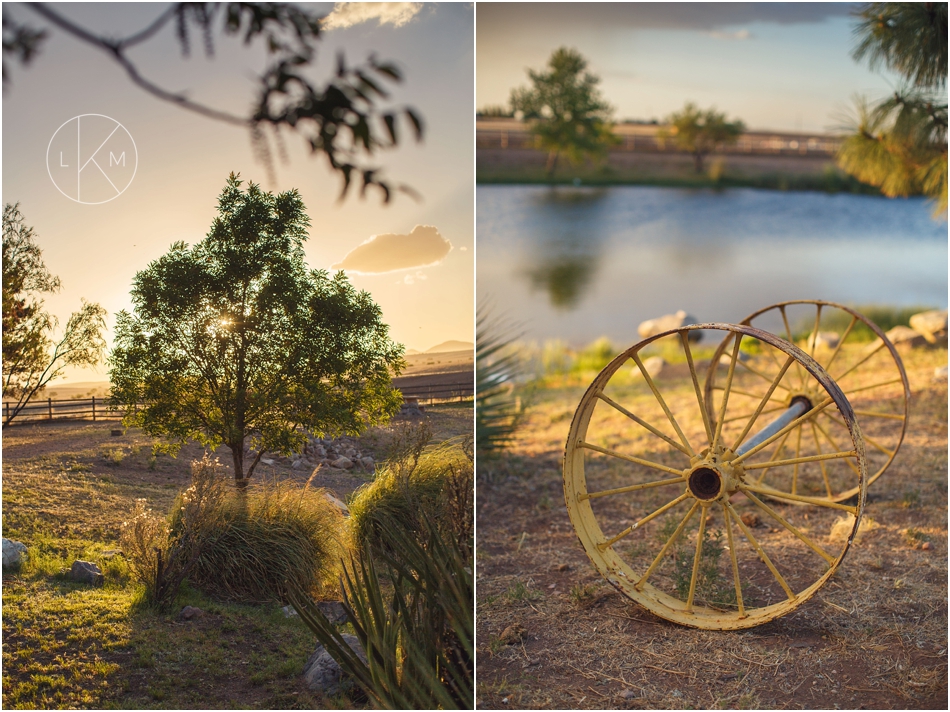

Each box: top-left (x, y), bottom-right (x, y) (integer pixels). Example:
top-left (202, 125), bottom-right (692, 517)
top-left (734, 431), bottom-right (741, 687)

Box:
top-left (637, 310), bottom-right (701, 341)
top-left (292, 458), bottom-right (313, 471)
top-left (884, 325), bottom-right (926, 347)
top-left (621, 689), bottom-right (638, 699)
top-left (178, 605), bottom-right (205, 621)
top-left (805, 331), bottom-right (840, 350)
top-left (935, 365), bottom-right (948, 382)
top-left (260, 458), bottom-right (275, 466)
top-left (282, 604), bottom-right (299, 618)
top-left (331, 456), bottom-right (353, 470)
top-left (909, 309), bottom-right (948, 343)
top-left (317, 601), bottom-right (349, 626)
top-left (303, 634), bottom-right (367, 695)
top-left (312, 444), bottom-right (327, 459)
top-left (100, 549), bottom-right (122, 559)
top-left (324, 493), bottom-right (350, 515)
top-left (921, 541), bottom-right (933, 551)
top-left (69, 560), bottom-right (104, 585)
top-left (740, 512), bottom-right (761, 528)
top-left (360, 457), bottom-right (375, 471)
top-left (555, 563), bottom-right (571, 572)
top-left (2, 538), bottom-right (28, 568)
top-left (499, 623), bottom-right (526, 645)
top-left (631, 356), bottom-right (665, 379)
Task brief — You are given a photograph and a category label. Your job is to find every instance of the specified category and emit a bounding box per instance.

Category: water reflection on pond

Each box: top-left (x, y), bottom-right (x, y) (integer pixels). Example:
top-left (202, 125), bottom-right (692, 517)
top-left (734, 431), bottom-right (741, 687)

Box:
top-left (477, 185), bottom-right (947, 346)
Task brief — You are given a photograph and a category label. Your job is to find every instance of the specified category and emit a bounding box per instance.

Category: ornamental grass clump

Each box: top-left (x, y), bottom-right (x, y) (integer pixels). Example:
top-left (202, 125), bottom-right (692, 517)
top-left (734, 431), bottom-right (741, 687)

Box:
top-left (348, 437), bottom-right (473, 554)
top-left (181, 472), bottom-right (348, 604)
top-left (121, 454), bottom-right (227, 610)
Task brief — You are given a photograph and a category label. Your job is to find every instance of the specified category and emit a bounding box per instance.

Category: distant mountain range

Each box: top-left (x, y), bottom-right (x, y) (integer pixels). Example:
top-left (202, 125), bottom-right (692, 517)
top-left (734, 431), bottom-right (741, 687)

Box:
top-left (425, 340), bottom-right (474, 353)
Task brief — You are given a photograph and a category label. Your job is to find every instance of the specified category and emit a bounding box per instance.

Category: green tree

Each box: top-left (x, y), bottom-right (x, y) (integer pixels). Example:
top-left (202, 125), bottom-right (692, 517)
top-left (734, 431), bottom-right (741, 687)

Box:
top-left (510, 47), bottom-right (617, 176)
top-left (2, 203), bottom-right (107, 425)
top-left (837, 3), bottom-right (947, 215)
top-left (109, 174), bottom-right (404, 487)
top-left (661, 103), bottom-right (745, 173)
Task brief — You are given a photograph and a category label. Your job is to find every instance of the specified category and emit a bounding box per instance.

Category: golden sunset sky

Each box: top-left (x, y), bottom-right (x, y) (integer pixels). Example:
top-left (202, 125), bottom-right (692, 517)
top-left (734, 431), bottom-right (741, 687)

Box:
top-left (2, 2), bottom-right (474, 383)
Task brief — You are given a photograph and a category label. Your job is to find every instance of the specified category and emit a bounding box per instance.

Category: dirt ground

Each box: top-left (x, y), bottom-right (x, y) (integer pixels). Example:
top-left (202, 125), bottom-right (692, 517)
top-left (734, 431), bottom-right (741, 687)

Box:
top-left (475, 344), bottom-right (947, 710)
top-left (1, 401), bottom-right (472, 709)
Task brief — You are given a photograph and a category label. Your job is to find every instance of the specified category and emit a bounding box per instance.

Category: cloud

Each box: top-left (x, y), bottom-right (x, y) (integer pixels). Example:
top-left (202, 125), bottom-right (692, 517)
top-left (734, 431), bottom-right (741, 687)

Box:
top-left (322, 2), bottom-right (423, 30)
top-left (333, 225), bottom-right (452, 274)
top-left (707, 29), bottom-right (753, 40)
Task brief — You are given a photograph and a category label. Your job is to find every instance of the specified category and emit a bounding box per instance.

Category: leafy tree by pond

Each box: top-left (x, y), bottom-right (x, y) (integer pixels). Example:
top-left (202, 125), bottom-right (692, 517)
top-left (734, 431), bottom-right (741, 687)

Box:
top-left (2, 203), bottom-right (107, 425)
top-left (109, 174), bottom-right (404, 488)
top-left (510, 47), bottom-right (617, 176)
top-left (837, 2), bottom-right (947, 215)
top-left (660, 102), bottom-right (745, 173)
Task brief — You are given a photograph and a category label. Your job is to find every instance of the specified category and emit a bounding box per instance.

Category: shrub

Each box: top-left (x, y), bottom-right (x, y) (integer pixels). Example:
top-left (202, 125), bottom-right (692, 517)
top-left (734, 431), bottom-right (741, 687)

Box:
top-left (572, 336), bottom-right (616, 373)
top-left (348, 439), bottom-right (473, 555)
top-left (121, 455), bottom-right (227, 610)
top-left (182, 474), bottom-right (348, 604)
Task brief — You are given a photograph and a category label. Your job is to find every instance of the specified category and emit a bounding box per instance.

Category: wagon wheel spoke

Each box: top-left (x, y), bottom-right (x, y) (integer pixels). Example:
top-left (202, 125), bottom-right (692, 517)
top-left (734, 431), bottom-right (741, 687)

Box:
top-left (732, 396), bottom-right (835, 465)
top-left (685, 504), bottom-right (709, 612)
top-left (732, 355), bottom-right (795, 452)
top-left (779, 305), bottom-right (806, 389)
top-left (754, 430), bottom-right (792, 484)
top-left (725, 500), bottom-right (796, 601)
top-left (581, 476), bottom-right (685, 501)
top-left (681, 332), bottom-right (714, 444)
top-left (810, 421), bottom-right (834, 498)
top-left (736, 358), bottom-right (793, 392)
top-left (808, 303), bottom-right (823, 360)
top-left (723, 405), bottom-right (786, 425)
top-left (632, 352), bottom-right (696, 457)
top-left (740, 489), bottom-right (835, 565)
top-left (791, 424), bottom-right (804, 494)
top-left (813, 419), bottom-right (862, 477)
top-left (636, 500), bottom-right (699, 588)
top-left (822, 314), bottom-right (858, 373)
top-left (595, 392), bottom-right (691, 457)
top-left (722, 502), bottom-right (745, 617)
top-left (577, 440), bottom-right (687, 477)
top-left (822, 412), bottom-right (895, 456)
top-left (739, 483), bottom-right (858, 514)
top-left (712, 333), bottom-right (743, 453)
top-left (599, 493), bottom-right (690, 550)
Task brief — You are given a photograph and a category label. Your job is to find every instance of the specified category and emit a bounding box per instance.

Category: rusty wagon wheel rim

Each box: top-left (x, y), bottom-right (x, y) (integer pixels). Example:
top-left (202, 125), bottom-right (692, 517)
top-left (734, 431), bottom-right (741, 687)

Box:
top-left (703, 301), bottom-right (909, 503)
top-left (563, 323), bottom-right (867, 630)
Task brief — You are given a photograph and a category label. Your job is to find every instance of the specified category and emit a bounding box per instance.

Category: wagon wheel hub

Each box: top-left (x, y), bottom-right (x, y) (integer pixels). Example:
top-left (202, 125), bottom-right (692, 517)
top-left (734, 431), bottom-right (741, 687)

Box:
top-left (686, 452), bottom-right (743, 502)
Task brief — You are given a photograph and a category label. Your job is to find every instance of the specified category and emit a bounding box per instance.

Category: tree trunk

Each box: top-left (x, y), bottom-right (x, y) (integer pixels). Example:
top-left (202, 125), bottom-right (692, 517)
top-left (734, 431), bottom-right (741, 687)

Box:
top-left (693, 151), bottom-right (704, 173)
top-left (546, 150), bottom-right (560, 177)
top-left (231, 444), bottom-right (248, 490)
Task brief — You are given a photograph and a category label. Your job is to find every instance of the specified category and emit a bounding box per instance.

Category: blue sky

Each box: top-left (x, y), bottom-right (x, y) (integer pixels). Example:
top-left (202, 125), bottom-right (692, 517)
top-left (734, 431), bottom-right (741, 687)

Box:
top-left (477, 2), bottom-right (908, 132)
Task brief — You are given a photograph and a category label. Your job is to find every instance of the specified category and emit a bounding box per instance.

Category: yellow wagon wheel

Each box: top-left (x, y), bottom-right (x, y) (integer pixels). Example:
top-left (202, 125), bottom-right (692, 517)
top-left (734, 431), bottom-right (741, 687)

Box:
top-left (563, 323), bottom-right (867, 630)
top-left (703, 300), bottom-right (908, 503)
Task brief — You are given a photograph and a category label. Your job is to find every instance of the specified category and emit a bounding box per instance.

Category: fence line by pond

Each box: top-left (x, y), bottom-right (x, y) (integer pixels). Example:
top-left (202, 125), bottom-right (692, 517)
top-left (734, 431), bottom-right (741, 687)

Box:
top-left (476, 119), bottom-right (842, 157)
top-left (3, 381), bottom-right (473, 425)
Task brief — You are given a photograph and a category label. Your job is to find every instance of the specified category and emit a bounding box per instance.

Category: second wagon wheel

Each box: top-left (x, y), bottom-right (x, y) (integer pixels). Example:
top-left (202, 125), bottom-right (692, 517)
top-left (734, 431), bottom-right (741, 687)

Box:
top-left (564, 323), bottom-right (867, 630)
top-left (703, 301), bottom-right (909, 502)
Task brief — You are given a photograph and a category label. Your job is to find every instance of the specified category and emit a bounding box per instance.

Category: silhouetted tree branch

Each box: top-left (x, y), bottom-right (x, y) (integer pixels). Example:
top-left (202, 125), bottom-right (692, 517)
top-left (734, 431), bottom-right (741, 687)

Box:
top-left (3, 3), bottom-right (424, 201)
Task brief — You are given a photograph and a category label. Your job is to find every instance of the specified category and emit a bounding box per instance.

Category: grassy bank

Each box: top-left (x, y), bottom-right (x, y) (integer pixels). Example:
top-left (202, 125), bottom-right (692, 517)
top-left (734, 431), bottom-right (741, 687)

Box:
top-left (476, 148), bottom-right (887, 196)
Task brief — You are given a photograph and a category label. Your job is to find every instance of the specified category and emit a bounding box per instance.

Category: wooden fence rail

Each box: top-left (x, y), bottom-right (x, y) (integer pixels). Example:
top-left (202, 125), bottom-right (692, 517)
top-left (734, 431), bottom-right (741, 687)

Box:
top-left (2, 381), bottom-right (473, 426)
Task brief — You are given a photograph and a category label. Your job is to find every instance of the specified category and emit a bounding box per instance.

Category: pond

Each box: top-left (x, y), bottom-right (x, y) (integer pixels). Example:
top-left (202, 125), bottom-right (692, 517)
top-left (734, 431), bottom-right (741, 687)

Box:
top-left (477, 185), bottom-right (947, 347)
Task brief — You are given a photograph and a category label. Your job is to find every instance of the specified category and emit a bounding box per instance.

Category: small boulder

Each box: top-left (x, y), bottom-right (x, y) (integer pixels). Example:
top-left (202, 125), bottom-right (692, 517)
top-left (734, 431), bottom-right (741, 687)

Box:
top-left (282, 605), bottom-right (299, 618)
top-left (178, 605), bottom-right (205, 621)
top-left (632, 355), bottom-right (665, 379)
top-left (69, 560), bottom-right (104, 585)
top-left (292, 458), bottom-right (313, 471)
top-left (2, 538), bottom-right (28, 569)
top-left (884, 325), bottom-right (926, 348)
top-left (499, 623), bottom-right (526, 645)
top-left (324, 493), bottom-right (350, 515)
top-left (740, 512), bottom-right (761, 528)
top-left (312, 444), bottom-right (327, 459)
top-left (909, 309), bottom-right (948, 343)
top-left (637, 311), bottom-right (701, 341)
top-left (316, 601), bottom-right (349, 626)
top-left (331, 456), bottom-right (353, 470)
top-left (934, 365), bottom-right (948, 382)
top-left (360, 457), bottom-right (375, 471)
top-left (805, 331), bottom-right (840, 350)
top-left (303, 634), bottom-right (367, 695)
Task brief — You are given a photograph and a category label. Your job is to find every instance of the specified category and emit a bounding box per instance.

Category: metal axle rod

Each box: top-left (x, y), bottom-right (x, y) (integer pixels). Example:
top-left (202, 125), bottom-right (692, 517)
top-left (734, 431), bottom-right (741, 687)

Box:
top-left (736, 399), bottom-right (809, 456)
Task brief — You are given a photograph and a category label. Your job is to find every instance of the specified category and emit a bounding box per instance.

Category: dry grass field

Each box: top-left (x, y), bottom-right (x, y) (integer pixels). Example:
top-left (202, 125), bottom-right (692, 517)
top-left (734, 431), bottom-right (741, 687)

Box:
top-left (1, 401), bottom-right (472, 709)
top-left (475, 339), bottom-right (947, 710)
